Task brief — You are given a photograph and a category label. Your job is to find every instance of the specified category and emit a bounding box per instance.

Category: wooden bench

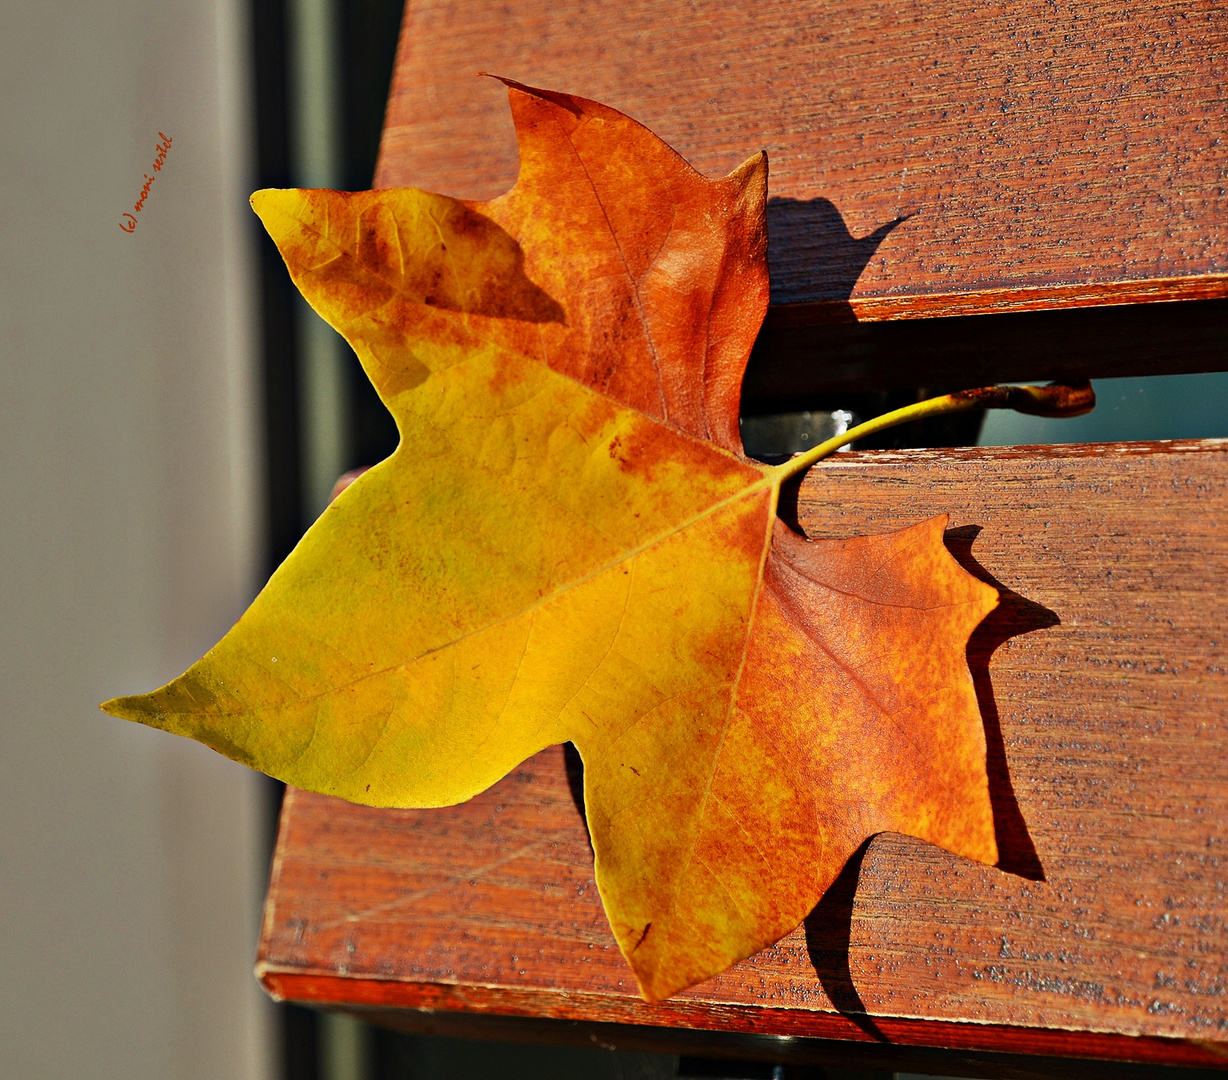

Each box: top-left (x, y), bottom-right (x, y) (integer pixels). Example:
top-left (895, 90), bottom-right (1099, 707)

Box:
top-left (257, 1), bottom-right (1228, 1074)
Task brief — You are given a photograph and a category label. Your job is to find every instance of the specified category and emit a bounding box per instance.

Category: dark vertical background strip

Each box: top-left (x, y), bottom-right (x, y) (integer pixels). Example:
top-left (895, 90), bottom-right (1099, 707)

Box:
top-left (339, 0), bottom-right (406, 472)
top-left (249, 1), bottom-right (405, 1077)
top-left (250, 0), bottom-right (319, 1068)
top-left (251, 0), bottom-right (303, 571)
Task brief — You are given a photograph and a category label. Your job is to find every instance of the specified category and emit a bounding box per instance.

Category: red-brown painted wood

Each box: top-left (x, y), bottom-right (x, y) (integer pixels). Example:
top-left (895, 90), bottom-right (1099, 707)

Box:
top-left (259, 440), bottom-right (1228, 1068)
top-left (376, 0), bottom-right (1228, 322)
top-left (261, 973), bottom-right (1228, 1073)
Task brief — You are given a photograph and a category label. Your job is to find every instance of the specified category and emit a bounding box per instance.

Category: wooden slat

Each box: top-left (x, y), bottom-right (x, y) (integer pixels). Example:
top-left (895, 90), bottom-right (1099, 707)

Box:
top-left (376, 0), bottom-right (1228, 323)
top-left (258, 440), bottom-right (1228, 1068)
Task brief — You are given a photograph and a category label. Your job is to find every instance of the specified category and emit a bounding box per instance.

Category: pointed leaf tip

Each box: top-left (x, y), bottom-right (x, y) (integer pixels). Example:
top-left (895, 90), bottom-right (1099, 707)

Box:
top-left (100, 692), bottom-right (159, 728)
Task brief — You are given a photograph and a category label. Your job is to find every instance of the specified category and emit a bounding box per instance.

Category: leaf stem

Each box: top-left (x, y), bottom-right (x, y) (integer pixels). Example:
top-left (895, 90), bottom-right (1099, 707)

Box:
top-left (771, 380), bottom-right (1096, 482)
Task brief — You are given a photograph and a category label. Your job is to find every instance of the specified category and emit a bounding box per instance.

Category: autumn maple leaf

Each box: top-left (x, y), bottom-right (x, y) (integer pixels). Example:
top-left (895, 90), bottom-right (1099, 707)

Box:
top-left (103, 79), bottom-right (1006, 1002)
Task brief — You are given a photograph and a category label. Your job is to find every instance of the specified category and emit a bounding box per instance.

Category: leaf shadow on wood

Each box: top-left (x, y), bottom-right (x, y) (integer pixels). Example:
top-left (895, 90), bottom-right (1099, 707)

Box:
top-left (774, 473), bottom-right (808, 536)
top-left (563, 742), bottom-right (594, 855)
top-left (746, 197), bottom-right (908, 415)
top-left (801, 524), bottom-right (1052, 1033)
top-left (803, 841), bottom-right (888, 1040)
top-left (765, 196), bottom-right (909, 307)
top-left (944, 523), bottom-right (1051, 882)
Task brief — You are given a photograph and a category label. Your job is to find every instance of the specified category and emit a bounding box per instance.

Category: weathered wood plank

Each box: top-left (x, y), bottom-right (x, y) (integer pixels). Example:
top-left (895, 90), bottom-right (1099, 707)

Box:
top-left (258, 440), bottom-right (1228, 1067)
top-left (376, 0), bottom-right (1228, 323)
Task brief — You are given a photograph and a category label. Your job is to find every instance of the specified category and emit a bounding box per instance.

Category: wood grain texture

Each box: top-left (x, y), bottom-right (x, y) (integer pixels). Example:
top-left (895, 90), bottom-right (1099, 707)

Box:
top-left (259, 439), bottom-right (1228, 1067)
top-left (375, 0), bottom-right (1228, 319)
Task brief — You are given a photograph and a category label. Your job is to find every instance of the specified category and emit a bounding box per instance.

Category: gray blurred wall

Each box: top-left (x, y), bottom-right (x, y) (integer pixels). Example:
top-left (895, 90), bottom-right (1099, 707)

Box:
top-left (0, 0), bottom-right (273, 1077)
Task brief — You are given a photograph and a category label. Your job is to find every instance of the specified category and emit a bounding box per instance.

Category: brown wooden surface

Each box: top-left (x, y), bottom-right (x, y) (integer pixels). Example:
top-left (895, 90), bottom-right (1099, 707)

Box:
top-left (259, 439), bottom-right (1228, 1068)
top-left (376, 0), bottom-right (1228, 322)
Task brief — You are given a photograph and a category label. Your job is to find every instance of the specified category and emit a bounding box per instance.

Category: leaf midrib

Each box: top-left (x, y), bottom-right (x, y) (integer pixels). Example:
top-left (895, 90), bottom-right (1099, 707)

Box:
top-left (152, 465), bottom-right (783, 720)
